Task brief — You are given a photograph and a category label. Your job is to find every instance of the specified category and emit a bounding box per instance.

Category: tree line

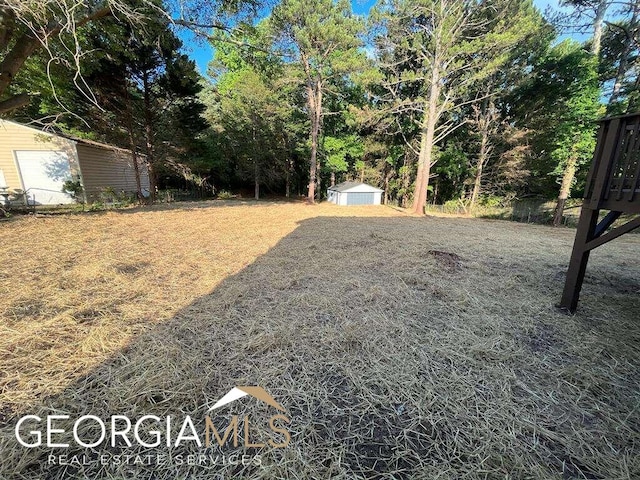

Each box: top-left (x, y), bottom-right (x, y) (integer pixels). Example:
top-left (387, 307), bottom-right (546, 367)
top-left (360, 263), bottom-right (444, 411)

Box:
top-left (1, 0), bottom-right (639, 223)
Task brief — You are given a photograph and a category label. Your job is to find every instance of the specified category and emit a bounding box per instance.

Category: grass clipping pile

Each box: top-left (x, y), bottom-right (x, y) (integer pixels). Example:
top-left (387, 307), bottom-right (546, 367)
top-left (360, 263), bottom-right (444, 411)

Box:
top-left (1, 201), bottom-right (639, 479)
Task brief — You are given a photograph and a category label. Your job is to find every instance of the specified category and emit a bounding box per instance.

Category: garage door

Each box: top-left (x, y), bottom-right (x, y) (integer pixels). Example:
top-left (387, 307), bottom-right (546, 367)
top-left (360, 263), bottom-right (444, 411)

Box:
top-left (15, 151), bottom-right (74, 205)
top-left (346, 192), bottom-right (375, 205)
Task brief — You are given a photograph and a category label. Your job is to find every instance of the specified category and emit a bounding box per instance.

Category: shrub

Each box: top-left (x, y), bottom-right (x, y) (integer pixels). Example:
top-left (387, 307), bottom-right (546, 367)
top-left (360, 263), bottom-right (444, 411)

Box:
top-left (217, 190), bottom-right (235, 200)
top-left (88, 201), bottom-right (105, 211)
top-left (478, 195), bottom-right (505, 208)
top-left (62, 180), bottom-right (84, 202)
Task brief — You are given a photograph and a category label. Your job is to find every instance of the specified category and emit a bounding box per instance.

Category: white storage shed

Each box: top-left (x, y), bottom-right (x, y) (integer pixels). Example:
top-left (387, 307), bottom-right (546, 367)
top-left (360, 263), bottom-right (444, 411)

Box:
top-left (327, 182), bottom-right (383, 206)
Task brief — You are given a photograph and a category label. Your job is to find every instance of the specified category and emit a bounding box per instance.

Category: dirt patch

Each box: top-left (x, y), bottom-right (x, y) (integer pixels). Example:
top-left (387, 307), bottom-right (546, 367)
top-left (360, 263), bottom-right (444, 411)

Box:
top-left (428, 249), bottom-right (464, 272)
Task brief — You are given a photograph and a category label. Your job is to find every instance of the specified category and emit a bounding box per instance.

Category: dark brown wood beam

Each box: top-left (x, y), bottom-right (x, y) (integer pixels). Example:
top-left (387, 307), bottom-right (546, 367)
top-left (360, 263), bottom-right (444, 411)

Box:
top-left (559, 206), bottom-right (600, 313)
top-left (584, 215), bottom-right (640, 251)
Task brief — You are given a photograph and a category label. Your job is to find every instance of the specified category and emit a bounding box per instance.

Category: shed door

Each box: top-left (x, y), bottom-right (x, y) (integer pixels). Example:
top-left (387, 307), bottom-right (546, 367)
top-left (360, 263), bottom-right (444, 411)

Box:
top-left (15, 151), bottom-right (74, 205)
top-left (346, 192), bottom-right (375, 205)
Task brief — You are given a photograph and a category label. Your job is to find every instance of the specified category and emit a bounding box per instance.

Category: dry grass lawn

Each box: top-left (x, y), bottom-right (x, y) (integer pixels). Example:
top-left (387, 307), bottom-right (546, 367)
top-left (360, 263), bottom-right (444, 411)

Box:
top-left (0, 200), bottom-right (638, 479)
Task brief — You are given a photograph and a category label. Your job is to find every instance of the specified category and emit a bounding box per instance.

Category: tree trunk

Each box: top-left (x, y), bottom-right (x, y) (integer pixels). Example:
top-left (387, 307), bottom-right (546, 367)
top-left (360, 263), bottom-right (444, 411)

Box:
top-left (307, 95), bottom-right (317, 203)
top-left (401, 155), bottom-right (411, 208)
top-left (553, 154), bottom-right (578, 227)
top-left (316, 155), bottom-right (322, 201)
top-left (384, 170), bottom-right (390, 205)
top-left (610, 58), bottom-right (629, 106)
top-left (628, 73), bottom-right (640, 112)
top-left (282, 132), bottom-right (292, 198)
top-left (142, 72), bottom-right (156, 202)
top-left (609, 4), bottom-right (638, 105)
top-left (0, 93), bottom-right (30, 113)
top-left (470, 133), bottom-right (489, 207)
top-left (0, 8), bottom-right (16, 50)
top-left (254, 160), bottom-right (260, 200)
top-left (0, 33), bottom-right (40, 94)
top-left (124, 75), bottom-right (142, 202)
top-left (307, 80), bottom-right (322, 203)
top-left (412, 64), bottom-right (440, 214)
top-left (0, 33), bottom-right (40, 113)
top-left (330, 171), bottom-right (336, 186)
top-left (129, 146), bottom-right (142, 203)
top-left (301, 49), bottom-right (323, 204)
top-left (591, 0), bottom-right (610, 56)
top-left (285, 159), bottom-right (291, 198)
top-left (316, 85), bottom-right (323, 200)
top-left (252, 125), bottom-right (259, 200)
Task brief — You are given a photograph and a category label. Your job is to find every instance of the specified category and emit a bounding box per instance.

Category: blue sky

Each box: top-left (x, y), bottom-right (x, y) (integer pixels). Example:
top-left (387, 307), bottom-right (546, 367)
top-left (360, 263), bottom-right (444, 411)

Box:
top-left (177, 0), bottom-right (562, 77)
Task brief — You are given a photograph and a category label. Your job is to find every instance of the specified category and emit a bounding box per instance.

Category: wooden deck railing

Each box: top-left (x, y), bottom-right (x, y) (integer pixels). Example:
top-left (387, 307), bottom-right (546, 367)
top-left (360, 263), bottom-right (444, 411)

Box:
top-left (559, 113), bottom-right (640, 312)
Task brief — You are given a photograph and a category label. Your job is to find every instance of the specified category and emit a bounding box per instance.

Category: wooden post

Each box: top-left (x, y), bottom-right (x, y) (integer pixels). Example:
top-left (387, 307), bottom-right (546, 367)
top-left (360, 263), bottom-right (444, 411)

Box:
top-left (559, 205), bottom-right (600, 312)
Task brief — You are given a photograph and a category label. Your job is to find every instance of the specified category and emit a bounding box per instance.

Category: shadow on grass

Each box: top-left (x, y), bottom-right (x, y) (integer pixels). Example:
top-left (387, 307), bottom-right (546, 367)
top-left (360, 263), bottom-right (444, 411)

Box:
top-left (1, 216), bottom-right (639, 479)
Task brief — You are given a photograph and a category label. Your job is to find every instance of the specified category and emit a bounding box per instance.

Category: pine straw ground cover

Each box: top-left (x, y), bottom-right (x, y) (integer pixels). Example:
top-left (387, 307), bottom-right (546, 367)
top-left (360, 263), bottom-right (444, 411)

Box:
top-left (0, 200), bottom-right (638, 480)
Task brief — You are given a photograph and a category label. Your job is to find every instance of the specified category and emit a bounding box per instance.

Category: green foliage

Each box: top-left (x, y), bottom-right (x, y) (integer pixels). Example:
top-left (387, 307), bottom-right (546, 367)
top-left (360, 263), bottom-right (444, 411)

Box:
top-left (217, 190), bottom-right (236, 199)
top-left (87, 201), bottom-right (106, 212)
top-left (432, 144), bottom-right (470, 201)
top-left (478, 195), bottom-right (508, 208)
top-left (62, 180), bottom-right (83, 200)
top-left (513, 40), bottom-right (603, 196)
top-left (98, 187), bottom-right (135, 207)
top-left (269, 0), bottom-right (366, 80)
top-left (324, 135), bottom-right (364, 174)
top-left (203, 23), bottom-right (303, 195)
top-left (549, 45), bottom-right (602, 174)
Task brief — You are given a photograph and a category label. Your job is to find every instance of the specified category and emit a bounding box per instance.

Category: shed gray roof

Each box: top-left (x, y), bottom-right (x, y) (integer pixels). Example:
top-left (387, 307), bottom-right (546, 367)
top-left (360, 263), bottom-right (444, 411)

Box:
top-left (327, 181), bottom-right (383, 192)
